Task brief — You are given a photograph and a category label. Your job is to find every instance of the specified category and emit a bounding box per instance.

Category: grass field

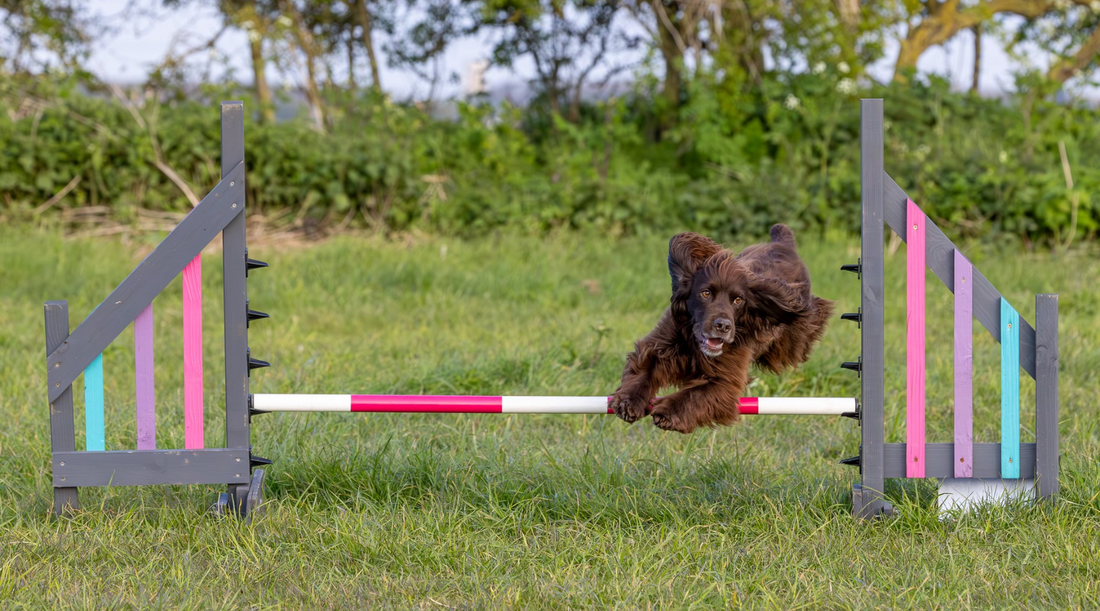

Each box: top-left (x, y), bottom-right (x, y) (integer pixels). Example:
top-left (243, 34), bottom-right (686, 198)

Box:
top-left (2, 226), bottom-right (1099, 609)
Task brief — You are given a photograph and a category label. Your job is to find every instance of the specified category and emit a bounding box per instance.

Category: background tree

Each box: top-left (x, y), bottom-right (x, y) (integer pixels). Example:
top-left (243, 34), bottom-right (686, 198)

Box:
top-left (222, 0), bottom-right (278, 122)
top-left (383, 0), bottom-right (480, 102)
top-left (352, 0), bottom-right (383, 91)
top-left (484, 0), bottom-right (636, 121)
top-left (893, 0), bottom-right (1100, 83)
top-left (1017, 2), bottom-right (1100, 84)
top-left (1, 0), bottom-right (94, 75)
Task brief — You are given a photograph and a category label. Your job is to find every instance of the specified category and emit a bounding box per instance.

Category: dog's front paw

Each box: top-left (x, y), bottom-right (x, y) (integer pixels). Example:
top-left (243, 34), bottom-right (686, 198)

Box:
top-left (650, 397), bottom-right (695, 434)
top-left (609, 391), bottom-right (649, 423)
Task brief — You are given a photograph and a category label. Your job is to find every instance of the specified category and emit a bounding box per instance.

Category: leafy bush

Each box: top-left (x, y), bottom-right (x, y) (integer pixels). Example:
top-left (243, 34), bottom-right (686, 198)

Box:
top-left (1, 74), bottom-right (1097, 245)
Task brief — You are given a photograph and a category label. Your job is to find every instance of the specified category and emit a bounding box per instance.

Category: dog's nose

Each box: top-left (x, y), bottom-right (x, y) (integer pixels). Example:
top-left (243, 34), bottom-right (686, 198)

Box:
top-left (713, 318), bottom-right (732, 334)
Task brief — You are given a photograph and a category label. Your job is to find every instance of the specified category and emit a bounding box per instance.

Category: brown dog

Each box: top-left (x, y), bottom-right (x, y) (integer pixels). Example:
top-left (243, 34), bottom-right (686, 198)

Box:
top-left (610, 225), bottom-right (833, 433)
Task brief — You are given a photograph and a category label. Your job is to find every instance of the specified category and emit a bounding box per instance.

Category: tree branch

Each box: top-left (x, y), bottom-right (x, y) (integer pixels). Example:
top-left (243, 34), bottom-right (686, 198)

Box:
top-left (895, 0), bottom-right (1059, 81)
top-left (1048, 22), bottom-right (1100, 82)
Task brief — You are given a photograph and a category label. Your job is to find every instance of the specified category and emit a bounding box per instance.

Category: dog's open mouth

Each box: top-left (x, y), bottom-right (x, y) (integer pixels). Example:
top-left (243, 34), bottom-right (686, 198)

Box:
top-left (698, 335), bottom-right (725, 357)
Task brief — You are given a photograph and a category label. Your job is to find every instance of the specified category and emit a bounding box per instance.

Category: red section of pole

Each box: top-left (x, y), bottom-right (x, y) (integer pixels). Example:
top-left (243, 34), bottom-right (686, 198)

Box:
top-left (350, 395), bottom-right (503, 413)
top-left (738, 397), bottom-right (759, 414)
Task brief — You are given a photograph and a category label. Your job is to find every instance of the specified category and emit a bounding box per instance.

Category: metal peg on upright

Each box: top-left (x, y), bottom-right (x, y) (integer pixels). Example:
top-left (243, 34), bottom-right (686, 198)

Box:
top-left (841, 258), bottom-right (861, 279)
top-left (245, 247), bottom-right (269, 276)
top-left (841, 308), bottom-right (862, 329)
top-left (247, 347), bottom-right (271, 374)
top-left (841, 357), bottom-right (862, 377)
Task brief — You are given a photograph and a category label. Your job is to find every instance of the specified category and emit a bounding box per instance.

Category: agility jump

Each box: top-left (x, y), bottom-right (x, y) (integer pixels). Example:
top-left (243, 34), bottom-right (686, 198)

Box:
top-left (41, 99), bottom-right (1059, 519)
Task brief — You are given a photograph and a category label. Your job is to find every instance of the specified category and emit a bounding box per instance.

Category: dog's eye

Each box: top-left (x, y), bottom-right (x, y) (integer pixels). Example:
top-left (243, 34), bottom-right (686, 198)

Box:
top-left (700, 290), bottom-right (711, 299)
top-left (734, 296), bottom-right (744, 305)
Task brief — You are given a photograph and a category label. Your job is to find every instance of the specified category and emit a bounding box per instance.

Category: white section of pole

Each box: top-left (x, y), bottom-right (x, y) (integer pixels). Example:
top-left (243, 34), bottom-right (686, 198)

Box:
top-left (252, 394), bottom-right (351, 412)
top-left (755, 397), bottom-right (856, 415)
top-left (501, 396), bottom-right (609, 413)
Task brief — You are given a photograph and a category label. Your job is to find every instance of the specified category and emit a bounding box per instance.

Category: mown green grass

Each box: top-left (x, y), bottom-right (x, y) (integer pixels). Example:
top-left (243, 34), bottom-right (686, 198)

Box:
top-left (1, 227), bottom-right (1099, 609)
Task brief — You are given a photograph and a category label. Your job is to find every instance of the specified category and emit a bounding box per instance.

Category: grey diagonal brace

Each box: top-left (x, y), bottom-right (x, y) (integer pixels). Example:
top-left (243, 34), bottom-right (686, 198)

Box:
top-left (883, 175), bottom-right (1036, 379)
top-left (47, 163), bottom-right (246, 402)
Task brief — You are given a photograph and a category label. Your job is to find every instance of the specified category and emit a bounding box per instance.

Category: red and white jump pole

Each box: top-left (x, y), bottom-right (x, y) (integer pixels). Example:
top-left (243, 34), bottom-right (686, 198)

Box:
top-left (251, 394), bottom-right (858, 416)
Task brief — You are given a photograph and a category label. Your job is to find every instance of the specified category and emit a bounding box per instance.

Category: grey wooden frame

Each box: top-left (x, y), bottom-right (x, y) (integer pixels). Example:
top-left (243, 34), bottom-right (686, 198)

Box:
top-left (854, 98), bottom-right (1060, 517)
top-left (43, 102), bottom-right (256, 516)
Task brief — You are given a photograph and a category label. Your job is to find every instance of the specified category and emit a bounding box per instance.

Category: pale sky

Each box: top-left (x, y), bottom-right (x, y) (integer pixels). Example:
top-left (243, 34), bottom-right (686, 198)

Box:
top-left (87, 0), bottom-right (1062, 101)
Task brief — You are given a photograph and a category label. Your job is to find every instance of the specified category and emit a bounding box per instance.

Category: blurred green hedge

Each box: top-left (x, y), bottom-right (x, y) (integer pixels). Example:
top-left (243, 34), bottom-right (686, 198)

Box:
top-left (2, 75), bottom-right (1097, 245)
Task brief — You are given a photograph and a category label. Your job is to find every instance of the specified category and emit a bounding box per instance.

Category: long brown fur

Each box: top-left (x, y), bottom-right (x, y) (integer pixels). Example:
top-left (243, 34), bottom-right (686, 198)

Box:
top-left (609, 224), bottom-right (834, 433)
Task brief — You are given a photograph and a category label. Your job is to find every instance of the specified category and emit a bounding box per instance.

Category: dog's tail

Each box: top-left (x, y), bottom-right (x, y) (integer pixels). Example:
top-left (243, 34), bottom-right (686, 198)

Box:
top-left (769, 224), bottom-right (796, 247)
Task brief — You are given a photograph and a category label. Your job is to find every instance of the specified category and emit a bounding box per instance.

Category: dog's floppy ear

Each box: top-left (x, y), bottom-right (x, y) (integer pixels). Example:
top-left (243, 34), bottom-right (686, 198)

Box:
top-left (668, 233), bottom-right (721, 304)
top-left (745, 275), bottom-right (807, 326)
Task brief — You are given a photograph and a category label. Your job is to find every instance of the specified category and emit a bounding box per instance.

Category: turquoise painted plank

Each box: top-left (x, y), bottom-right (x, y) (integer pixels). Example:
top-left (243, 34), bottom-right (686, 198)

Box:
top-left (1001, 299), bottom-right (1020, 478)
top-left (84, 353), bottom-right (105, 452)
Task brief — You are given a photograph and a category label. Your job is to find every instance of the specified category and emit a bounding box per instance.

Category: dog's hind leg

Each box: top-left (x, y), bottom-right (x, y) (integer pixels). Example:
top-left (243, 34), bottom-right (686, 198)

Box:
top-left (649, 383), bottom-right (745, 434)
top-left (754, 295), bottom-right (834, 373)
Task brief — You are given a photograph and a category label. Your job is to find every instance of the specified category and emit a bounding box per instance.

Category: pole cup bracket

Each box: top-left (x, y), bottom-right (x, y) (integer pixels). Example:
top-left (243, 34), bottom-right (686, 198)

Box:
top-left (841, 258), bottom-right (861, 279)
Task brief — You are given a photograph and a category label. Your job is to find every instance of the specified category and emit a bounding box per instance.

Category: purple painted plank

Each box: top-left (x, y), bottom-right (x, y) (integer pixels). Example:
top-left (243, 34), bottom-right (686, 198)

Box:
top-left (134, 302), bottom-right (156, 450)
top-left (954, 251), bottom-right (973, 477)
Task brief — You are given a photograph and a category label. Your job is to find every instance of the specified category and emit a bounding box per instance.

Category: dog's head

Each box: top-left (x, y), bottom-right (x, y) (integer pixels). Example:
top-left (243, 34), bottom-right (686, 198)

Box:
top-left (668, 233), bottom-right (804, 358)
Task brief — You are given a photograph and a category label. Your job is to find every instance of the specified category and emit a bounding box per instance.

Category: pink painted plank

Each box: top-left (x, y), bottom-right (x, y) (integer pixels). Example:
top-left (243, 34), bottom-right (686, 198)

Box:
top-left (906, 199), bottom-right (926, 478)
top-left (954, 251), bottom-right (973, 477)
top-left (134, 302), bottom-right (156, 450)
top-left (183, 255), bottom-right (204, 449)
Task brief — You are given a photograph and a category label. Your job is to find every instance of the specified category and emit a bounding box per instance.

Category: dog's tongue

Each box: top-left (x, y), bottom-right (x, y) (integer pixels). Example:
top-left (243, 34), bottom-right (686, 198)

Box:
top-left (705, 337), bottom-right (723, 350)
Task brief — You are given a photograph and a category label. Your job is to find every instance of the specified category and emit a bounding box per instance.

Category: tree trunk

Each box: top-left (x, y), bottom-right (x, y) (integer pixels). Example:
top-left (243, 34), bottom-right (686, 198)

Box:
top-left (281, 0), bottom-right (325, 130)
top-left (655, 3), bottom-right (683, 117)
top-left (972, 23), bottom-right (981, 93)
top-left (836, 0), bottom-right (860, 31)
top-left (720, 1), bottom-right (764, 85)
top-left (895, 25), bottom-right (941, 81)
top-left (346, 36), bottom-right (357, 89)
top-left (354, 0), bottom-right (383, 92)
top-left (547, 68), bottom-right (562, 116)
top-left (302, 52), bottom-right (325, 130)
top-left (249, 34), bottom-right (276, 123)
top-left (324, 57), bottom-right (336, 93)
